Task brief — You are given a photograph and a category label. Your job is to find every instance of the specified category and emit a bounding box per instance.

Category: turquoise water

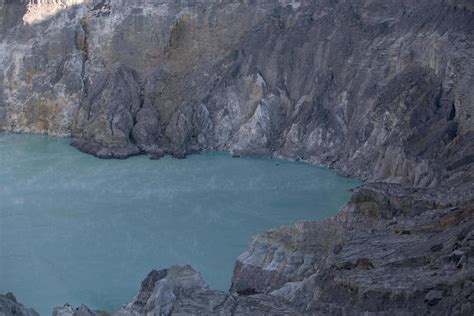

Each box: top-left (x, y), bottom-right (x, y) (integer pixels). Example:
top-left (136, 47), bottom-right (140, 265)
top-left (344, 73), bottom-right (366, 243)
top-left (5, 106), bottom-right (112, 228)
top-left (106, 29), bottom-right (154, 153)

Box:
top-left (0, 134), bottom-right (360, 315)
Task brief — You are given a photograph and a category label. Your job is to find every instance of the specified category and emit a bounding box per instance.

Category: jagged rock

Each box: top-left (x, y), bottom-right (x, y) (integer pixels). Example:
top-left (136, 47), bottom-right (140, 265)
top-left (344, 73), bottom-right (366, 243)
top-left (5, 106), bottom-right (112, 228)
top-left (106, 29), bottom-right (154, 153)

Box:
top-left (0, 293), bottom-right (39, 316)
top-left (231, 182), bottom-right (474, 314)
top-left (0, 0), bottom-right (472, 183)
top-left (1, 0), bottom-right (473, 315)
top-left (71, 63), bottom-right (142, 158)
top-left (59, 265), bottom-right (298, 316)
top-left (53, 304), bottom-right (110, 316)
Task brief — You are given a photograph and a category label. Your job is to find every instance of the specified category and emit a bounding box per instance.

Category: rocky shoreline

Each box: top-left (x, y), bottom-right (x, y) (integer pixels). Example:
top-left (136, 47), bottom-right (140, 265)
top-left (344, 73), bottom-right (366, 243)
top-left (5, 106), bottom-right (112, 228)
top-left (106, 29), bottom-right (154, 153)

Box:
top-left (1, 0), bottom-right (473, 315)
top-left (5, 181), bottom-right (472, 315)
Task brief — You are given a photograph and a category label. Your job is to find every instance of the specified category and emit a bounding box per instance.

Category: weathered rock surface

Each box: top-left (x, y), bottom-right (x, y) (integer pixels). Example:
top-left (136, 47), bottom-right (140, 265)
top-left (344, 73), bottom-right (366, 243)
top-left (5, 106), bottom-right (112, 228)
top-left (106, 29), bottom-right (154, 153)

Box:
top-left (115, 265), bottom-right (299, 315)
top-left (52, 304), bottom-right (109, 316)
top-left (232, 182), bottom-right (474, 314)
top-left (0, 293), bottom-right (38, 316)
top-left (1, 0), bottom-right (474, 315)
top-left (1, 0), bottom-right (472, 183)
top-left (71, 63), bottom-right (142, 158)
top-left (51, 184), bottom-right (474, 315)
top-left (56, 266), bottom-right (299, 316)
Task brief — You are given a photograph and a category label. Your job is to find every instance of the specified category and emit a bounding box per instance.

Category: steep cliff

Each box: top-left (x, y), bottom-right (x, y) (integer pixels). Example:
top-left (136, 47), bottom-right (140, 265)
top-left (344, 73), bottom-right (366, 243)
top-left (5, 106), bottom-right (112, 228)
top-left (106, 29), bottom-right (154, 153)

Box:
top-left (1, 0), bottom-right (472, 183)
top-left (1, 0), bottom-right (473, 315)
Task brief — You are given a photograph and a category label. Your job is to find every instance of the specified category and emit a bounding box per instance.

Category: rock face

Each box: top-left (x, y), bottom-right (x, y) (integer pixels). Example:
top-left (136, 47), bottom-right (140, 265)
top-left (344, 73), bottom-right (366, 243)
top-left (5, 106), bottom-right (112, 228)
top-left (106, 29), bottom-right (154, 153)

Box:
top-left (55, 266), bottom-right (299, 315)
top-left (1, 0), bottom-right (474, 315)
top-left (1, 0), bottom-right (472, 183)
top-left (0, 293), bottom-right (39, 316)
top-left (232, 183), bottom-right (474, 314)
top-left (71, 63), bottom-right (142, 158)
top-left (52, 304), bottom-right (109, 316)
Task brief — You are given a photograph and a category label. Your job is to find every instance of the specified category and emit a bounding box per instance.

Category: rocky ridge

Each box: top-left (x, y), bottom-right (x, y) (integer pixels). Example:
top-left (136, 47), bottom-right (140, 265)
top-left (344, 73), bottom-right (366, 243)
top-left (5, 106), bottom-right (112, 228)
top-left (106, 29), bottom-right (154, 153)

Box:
top-left (0, 0), bottom-right (473, 315)
top-left (0, 292), bottom-right (39, 316)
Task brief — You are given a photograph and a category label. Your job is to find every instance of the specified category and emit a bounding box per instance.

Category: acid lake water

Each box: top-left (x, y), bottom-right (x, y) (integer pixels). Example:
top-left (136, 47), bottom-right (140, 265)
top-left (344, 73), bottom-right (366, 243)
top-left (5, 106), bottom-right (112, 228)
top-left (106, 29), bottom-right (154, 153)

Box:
top-left (0, 134), bottom-right (360, 315)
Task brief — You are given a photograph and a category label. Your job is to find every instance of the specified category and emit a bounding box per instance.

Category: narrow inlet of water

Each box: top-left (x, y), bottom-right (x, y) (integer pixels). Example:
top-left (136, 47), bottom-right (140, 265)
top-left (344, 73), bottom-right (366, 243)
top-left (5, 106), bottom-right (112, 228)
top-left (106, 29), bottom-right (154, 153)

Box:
top-left (0, 134), bottom-right (361, 315)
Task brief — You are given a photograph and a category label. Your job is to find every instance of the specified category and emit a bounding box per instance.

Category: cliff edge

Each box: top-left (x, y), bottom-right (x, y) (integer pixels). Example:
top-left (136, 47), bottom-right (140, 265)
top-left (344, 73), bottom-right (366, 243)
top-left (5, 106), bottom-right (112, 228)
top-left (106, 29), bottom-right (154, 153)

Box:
top-left (0, 0), bottom-right (473, 315)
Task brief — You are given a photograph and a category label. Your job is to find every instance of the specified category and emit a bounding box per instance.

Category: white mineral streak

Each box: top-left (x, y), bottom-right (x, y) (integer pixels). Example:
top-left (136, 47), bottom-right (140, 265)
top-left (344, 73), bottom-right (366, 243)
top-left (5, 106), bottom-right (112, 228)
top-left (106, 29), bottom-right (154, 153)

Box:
top-left (23, 0), bottom-right (88, 25)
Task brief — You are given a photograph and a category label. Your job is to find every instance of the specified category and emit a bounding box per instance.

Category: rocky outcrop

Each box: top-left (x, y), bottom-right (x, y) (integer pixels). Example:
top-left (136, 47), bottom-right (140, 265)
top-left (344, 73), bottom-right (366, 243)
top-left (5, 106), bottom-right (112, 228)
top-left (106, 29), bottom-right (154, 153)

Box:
top-left (71, 63), bottom-right (142, 158)
top-left (1, 0), bottom-right (474, 315)
top-left (1, 0), bottom-right (472, 183)
top-left (56, 266), bottom-right (299, 315)
top-left (66, 183), bottom-right (471, 315)
top-left (50, 184), bottom-right (474, 315)
top-left (0, 293), bottom-right (39, 316)
top-left (118, 265), bottom-right (300, 315)
top-left (52, 304), bottom-right (109, 316)
top-left (231, 182), bottom-right (474, 314)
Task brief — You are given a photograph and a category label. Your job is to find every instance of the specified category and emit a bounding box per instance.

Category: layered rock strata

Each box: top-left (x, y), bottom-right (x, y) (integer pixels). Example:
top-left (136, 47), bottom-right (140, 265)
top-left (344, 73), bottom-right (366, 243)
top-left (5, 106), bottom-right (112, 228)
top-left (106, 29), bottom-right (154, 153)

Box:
top-left (1, 0), bottom-right (473, 315)
top-left (1, 0), bottom-right (472, 184)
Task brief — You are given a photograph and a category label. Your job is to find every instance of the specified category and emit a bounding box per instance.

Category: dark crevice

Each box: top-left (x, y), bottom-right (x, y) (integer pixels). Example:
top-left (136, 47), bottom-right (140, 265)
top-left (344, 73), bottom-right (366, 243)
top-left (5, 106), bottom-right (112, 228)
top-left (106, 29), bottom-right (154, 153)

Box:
top-left (79, 17), bottom-right (89, 98)
top-left (434, 85), bottom-right (442, 109)
top-left (448, 102), bottom-right (456, 121)
top-left (236, 288), bottom-right (259, 296)
top-left (78, 17), bottom-right (91, 122)
top-left (50, 57), bottom-right (66, 86)
top-left (128, 85), bottom-right (145, 146)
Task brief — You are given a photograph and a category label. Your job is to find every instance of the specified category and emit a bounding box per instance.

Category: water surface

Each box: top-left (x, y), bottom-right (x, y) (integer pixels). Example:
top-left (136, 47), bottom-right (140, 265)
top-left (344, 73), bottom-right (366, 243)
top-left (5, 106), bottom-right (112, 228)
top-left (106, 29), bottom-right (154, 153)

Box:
top-left (0, 134), bottom-right (360, 315)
